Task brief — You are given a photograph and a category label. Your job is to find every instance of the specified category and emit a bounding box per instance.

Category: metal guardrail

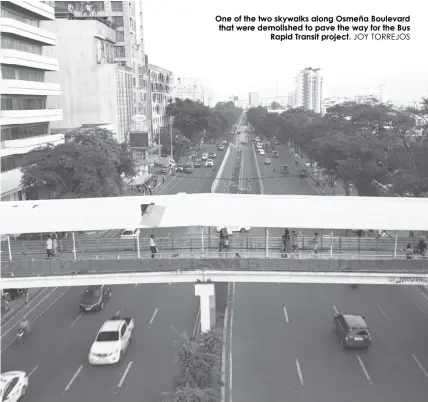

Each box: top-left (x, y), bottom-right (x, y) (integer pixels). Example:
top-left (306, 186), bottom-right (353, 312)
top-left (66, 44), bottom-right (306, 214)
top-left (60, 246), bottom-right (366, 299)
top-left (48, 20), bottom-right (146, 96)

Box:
top-left (1, 234), bottom-right (425, 260)
top-left (1, 255), bottom-right (428, 278)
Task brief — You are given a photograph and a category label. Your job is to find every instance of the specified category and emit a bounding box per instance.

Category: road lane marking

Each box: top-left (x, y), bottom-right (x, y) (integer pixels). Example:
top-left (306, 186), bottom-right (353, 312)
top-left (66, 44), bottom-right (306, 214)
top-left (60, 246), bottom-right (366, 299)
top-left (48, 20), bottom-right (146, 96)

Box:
top-left (1, 287), bottom-right (58, 338)
top-left (69, 313), bottom-right (83, 329)
top-left (64, 365), bottom-right (83, 391)
top-left (134, 283), bottom-right (138, 287)
top-left (118, 361), bottom-right (133, 388)
top-left (357, 356), bottom-right (372, 383)
top-left (295, 359), bottom-right (304, 385)
top-left (283, 305), bottom-right (289, 323)
top-left (421, 292), bottom-right (428, 302)
top-left (412, 354), bottom-right (428, 378)
top-left (28, 365), bottom-right (38, 378)
top-left (333, 305), bottom-right (339, 315)
top-left (401, 287), bottom-right (428, 321)
top-left (377, 304), bottom-right (390, 322)
top-left (221, 284), bottom-right (231, 402)
top-left (148, 308), bottom-right (158, 326)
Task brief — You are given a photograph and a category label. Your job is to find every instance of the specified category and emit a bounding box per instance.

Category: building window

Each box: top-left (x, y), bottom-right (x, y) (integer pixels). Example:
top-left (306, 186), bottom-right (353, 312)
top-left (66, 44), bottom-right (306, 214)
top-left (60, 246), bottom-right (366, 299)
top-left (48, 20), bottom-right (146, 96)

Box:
top-left (1, 122), bottom-right (49, 141)
top-left (1, 6), bottom-right (39, 27)
top-left (114, 46), bottom-right (126, 57)
top-left (1, 66), bottom-right (45, 82)
top-left (1, 95), bottom-right (47, 111)
top-left (96, 1), bottom-right (105, 11)
top-left (1, 154), bottom-right (28, 173)
top-left (112, 16), bottom-right (124, 27)
top-left (1, 35), bottom-right (42, 55)
top-left (111, 1), bottom-right (123, 12)
top-left (116, 31), bottom-right (124, 42)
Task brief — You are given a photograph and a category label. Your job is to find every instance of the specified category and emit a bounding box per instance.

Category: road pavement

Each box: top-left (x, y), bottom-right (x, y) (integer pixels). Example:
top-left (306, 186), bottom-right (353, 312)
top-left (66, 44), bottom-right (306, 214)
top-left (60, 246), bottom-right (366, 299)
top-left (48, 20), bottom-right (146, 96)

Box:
top-left (230, 134), bottom-right (428, 402)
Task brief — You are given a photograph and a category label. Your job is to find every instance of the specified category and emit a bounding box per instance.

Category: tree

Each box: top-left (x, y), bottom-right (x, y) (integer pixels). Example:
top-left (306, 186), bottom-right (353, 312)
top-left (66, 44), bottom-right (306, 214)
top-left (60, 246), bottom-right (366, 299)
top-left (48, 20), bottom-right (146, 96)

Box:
top-left (159, 126), bottom-right (192, 160)
top-left (21, 127), bottom-right (135, 200)
top-left (270, 101), bottom-right (284, 110)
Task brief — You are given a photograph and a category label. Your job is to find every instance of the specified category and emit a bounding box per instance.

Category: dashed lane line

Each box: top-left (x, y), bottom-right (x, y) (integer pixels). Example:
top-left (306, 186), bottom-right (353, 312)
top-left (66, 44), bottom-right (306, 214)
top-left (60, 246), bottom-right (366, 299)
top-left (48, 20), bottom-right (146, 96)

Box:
top-left (283, 305), bottom-right (289, 323)
top-left (295, 359), bottom-right (304, 386)
top-left (148, 308), bottom-right (158, 327)
top-left (377, 304), bottom-right (391, 322)
top-left (28, 365), bottom-right (38, 378)
top-left (118, 361), bottom-right (133, 388)
top-left (357, 356), bottom-right (372, 384)
top-left (64, 365), bottom-right (83, 392)
top-left (333, 305), bottom-right (339, 315)
top-left (412, 354), bottom-right (428, 379)
top-left (69, 313), bottom-right (83, 329)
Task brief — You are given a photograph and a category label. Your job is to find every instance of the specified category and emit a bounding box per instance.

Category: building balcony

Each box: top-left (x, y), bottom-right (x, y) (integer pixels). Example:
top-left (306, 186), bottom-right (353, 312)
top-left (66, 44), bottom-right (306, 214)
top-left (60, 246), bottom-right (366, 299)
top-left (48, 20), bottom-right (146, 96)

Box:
top-left (0, 168), bottom-right (23, 198)
top-left (1, 108), bottom-right (62, 125)
top-left (0, 18), bottom-right (56, 45)
top-left (4, 1), bottom-right (55, 20)
top-left (1, 79), bottom-right (60, 96)
top-left (1, 133), bottom-right (64, 158)
top-left (0, 49), bottom-right (59, 71)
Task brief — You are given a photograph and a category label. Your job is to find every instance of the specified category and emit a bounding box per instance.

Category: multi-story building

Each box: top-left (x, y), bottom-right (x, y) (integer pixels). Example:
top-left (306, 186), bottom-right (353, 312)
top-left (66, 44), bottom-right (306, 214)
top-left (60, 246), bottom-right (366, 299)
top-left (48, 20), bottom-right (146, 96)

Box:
top-left (148, 63), bottom-right (173, 141)
top-left (1, 1), bottom-right (63, 201)
top-left (321, 96), bottom-right (351, 115)
top-left (294, 67), bottom-right (323, 113)
top-left (248, 92), bottom-right (260, 107)
top-left (287, 92), bottom-right (295, 108)
top-left (204, 86), bottom-right (214, 107)
top-left (41, 18), bottom-right (133, 142)
top-left (174, 77), bottom-right (204, 103)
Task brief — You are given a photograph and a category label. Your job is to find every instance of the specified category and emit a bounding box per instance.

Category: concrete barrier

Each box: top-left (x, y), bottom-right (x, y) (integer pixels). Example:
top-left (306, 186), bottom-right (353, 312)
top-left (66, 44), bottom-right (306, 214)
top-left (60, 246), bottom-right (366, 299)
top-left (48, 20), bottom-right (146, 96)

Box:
top-left (251, 143), bottom-right (264, 194)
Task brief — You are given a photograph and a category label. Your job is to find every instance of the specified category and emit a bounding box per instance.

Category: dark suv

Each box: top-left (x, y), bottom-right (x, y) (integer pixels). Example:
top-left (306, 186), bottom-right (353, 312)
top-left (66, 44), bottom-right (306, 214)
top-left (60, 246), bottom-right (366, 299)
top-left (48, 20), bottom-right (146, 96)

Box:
top-left (80, 285), bottom-right (112, 312)
top-left (333, 314), bottom-right (371, 349)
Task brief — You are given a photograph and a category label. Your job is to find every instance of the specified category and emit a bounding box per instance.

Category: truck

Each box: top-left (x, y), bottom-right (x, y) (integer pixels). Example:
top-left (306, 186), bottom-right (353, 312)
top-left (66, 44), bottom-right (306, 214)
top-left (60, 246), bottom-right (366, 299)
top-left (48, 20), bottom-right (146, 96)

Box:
top-left (88, 316), bottom-right (134, 365)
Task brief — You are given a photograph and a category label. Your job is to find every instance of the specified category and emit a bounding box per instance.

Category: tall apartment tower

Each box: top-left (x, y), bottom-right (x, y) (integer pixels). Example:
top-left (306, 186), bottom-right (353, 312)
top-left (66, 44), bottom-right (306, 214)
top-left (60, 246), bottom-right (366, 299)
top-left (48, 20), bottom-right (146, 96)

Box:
top-left (1, 1), bottom-right (63, 201)
top-left (294, 67), bottom-right (323, 113)
top-left (248, 92), bottom-right (260, 107)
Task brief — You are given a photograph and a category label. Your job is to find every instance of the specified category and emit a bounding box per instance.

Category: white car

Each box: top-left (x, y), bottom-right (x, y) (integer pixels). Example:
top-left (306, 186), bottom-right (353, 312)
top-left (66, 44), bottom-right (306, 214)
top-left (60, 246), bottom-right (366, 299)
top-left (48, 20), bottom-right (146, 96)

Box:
top-left (121, 229), bottom-right (139, 238)
top-left (0, 371), bottom-right (28, 402)
top-left (206, 159), bottom-right (214, 167)
top-left (256, 143), bottom-right (263, 148)
top-left (255, 136), bottom-right (260, 142)
top-left (216, 226), bottom-right (250, 234)
top-left (89, 317), bottom-right (134, 365)
top-left (258, 149), bottom-right (265, 155)
top-left (201, 153), bottom-right (208, 161)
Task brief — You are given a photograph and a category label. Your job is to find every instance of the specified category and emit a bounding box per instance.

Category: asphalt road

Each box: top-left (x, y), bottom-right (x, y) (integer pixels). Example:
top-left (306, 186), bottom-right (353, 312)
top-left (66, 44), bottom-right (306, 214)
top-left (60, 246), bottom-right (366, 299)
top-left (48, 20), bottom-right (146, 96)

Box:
top-left (0, 145), bottom-right (227, 402)
top-left (231, 134), bottom-right (428, 402)
top-left (0, 284), bottom-right (198, 402)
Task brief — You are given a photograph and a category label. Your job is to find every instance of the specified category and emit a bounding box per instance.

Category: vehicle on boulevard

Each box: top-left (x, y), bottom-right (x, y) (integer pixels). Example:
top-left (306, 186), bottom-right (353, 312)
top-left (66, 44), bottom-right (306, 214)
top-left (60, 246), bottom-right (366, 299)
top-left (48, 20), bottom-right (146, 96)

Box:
top-left (184, 162), bottom-right (194, 173)
top-left (80, 285), bottom-right (112, 312)
top-left (238, 187), bottom-right (248, 194)
top-left (256, 142), bottom-right (263, 149)
top-left (175, 164), bottom-right (184, 172)
top-left (194, 158), bottom-right (202, 168)
top-left (205, 159), bottom-right (214, 167)
top-left (264, 158), bottom-right (272, 164)
top-left (88, 316), bottom-right (134, 365)
top-left (209, 152), bottom-right (216, 158)
top-left (258, 149), bottom-right (265, 155)
top-left (221, 140), bottom-right (228, 145)
top-left (217, 144), bottom-right (225, 151)
top-left (299, 170), bottom-right (308, 178)
top-left (333, 314), bottom-right (371, 350)
top-left (282, 165), bottom-right (289, 174)
top-left (272, 150), bottom-right (279, 158)
top-left (216, 225), bottom-right (250, 234)
top-left (160, 165), bottom-right (168, 174)
top-left (255, 136), bottom-right (260, 142)
top-left (201, 153), bottom-right (208, 161)
top-left (121, 229), bottom-right (139, 238)
top-left (0, 371), bottom-right (28, 401)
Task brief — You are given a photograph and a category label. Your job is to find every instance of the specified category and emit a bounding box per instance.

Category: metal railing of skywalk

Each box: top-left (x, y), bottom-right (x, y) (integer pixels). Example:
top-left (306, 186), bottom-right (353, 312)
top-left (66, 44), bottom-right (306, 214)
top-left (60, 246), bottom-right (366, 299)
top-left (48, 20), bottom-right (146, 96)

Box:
top-left (1, 253), bottom-right (428, 278)
top-left (2, 234), bottom-right (427, 261)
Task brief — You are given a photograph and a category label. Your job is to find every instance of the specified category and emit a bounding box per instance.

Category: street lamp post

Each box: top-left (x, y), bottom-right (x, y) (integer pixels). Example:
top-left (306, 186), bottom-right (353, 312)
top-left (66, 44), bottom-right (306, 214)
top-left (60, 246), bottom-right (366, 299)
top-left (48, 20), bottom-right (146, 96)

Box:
top-left (169, 116), bottom-right (174, 160)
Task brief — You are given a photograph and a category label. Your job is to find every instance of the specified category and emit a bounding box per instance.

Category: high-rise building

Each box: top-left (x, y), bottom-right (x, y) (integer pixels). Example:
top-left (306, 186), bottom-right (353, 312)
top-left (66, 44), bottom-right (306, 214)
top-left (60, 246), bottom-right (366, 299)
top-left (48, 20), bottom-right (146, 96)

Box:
top-left (294, 67), bottom-right (323, 113)
top-left (42, 19), bottom-right (133, 142)
top-left (1, 1), bottom-right (63, 201)
top-left (287, 92), bottom-right (295, 108)
top-left (174, 77), bottom-right (204, 103)
top-left (148, 63), bottom-right (173, 141)
top-left (248, 92), bottom-right (260, 107)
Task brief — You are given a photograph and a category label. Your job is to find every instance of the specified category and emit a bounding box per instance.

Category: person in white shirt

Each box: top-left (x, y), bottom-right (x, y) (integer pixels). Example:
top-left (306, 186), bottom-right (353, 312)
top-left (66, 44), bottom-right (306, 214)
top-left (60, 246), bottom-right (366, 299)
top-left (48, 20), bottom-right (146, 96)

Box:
top-left (149, 235), bottom-right (157, 258)
top-left (46, 236), bottom-right (53, 257)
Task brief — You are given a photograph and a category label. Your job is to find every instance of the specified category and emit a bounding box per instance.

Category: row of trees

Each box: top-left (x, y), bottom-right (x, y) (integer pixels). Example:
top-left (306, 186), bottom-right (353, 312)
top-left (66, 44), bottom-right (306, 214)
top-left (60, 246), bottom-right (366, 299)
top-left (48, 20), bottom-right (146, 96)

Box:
top-left (247, 98), bottom-right (428, 196)
top-left (160, 99), bottom-right (242, 158)
top-left (162, 329), bottom-right (223, 402)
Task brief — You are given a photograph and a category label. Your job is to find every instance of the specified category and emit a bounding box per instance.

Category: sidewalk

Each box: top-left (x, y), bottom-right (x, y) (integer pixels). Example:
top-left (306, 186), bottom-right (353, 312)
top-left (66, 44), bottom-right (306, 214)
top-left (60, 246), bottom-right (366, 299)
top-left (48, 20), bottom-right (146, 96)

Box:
top-left (1, 288), bottom-right (43, 325)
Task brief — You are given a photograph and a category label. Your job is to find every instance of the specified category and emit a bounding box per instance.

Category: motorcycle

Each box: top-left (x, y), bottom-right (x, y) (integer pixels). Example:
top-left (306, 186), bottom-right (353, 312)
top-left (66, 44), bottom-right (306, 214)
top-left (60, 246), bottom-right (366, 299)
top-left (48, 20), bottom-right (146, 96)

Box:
top-left (16, 327), bottom-right (30, 343)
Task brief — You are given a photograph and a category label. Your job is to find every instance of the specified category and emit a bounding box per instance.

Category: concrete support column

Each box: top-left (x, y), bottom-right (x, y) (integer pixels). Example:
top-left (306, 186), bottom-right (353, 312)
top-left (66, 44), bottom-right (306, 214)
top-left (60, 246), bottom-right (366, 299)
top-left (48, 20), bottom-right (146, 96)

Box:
top-left (72, 232), bottom-right (76, 260)
top-left (7, 235), bottom-right (12, 261)
top-left (136, 231), bottom-right (141, 259)
top-left (330, 230), bottom-right (334, 258)
top-left (265, 228), bottom-right (269, 258)
top-left (393, 230), bottom-right (398, 258)
top-left (195, 283), bottom-right (215, 333)
top-left (201, 226), bottom-right (205, 255)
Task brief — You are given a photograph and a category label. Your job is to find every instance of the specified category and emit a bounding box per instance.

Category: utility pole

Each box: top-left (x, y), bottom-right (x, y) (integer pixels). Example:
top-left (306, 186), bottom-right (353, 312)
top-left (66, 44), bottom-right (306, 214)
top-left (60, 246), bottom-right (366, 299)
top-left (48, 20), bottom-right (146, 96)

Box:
top-left (169, 116), bottom-right (174, 160)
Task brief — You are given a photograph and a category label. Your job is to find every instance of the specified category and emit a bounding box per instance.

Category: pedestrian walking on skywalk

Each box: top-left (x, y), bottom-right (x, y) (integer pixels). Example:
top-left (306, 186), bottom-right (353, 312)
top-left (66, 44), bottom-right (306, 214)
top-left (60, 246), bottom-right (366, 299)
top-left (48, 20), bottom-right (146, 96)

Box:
top-left (52, 234), bottom-right (58, 256)
top-left (281, 236), bottom-right (289, 258)
top-left (291, 231), bottom-right (299, 254)
top-left (405, 243), bottom-right (413, 260)
top-left (313, 232), bottom-right (320, 255)
top-left (149, 235), bottom-right (157, 258)
top-left (46, 235), bottom-right (53, 258)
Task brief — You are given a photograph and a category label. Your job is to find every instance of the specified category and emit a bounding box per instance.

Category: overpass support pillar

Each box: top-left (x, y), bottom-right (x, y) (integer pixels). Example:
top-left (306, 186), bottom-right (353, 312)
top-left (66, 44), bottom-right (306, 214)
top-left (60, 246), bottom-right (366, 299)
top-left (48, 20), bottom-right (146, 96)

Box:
top-left (72, 232), bottom-right (76, 260)
top-left (265, 228), bottom-right (269, 258)
top-left (195, 283), bottom-right (215, 333)
top-left (7, 235), bottom-right (12, 261)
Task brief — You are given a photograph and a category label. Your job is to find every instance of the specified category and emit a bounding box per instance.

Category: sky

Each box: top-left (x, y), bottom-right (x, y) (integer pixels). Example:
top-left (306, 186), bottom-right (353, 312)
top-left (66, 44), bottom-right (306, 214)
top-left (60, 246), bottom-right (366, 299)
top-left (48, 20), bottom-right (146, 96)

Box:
top-left (142, 0), bottom-right (427, 106)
